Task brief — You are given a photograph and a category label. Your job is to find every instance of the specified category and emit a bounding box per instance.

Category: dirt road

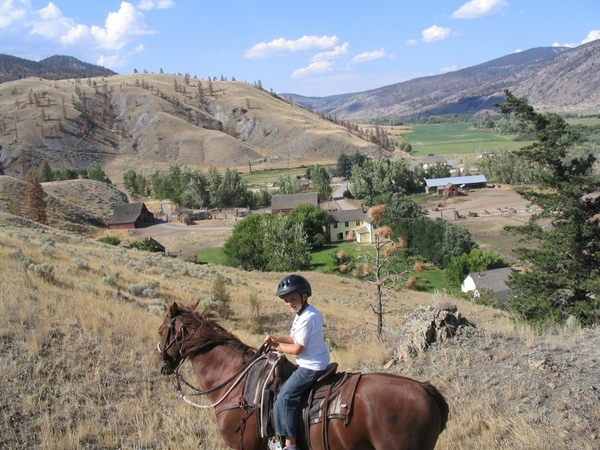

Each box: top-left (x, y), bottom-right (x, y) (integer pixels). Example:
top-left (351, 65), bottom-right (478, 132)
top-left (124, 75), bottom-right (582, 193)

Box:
top-left (127, 219), bottom-right (235, 260)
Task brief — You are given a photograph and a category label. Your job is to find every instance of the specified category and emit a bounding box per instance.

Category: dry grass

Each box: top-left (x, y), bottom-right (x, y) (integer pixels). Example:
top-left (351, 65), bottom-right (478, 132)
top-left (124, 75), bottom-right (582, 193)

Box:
top-left (0, 220), bottom-right (598, 449)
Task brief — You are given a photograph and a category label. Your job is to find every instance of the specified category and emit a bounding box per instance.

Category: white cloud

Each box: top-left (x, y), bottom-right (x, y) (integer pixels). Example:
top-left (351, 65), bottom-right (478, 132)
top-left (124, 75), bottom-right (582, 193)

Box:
top-left (244, 35), bottom-right (338, 59)
top-left (550, 31), bottom-right (600, 49)
top-left (312, 42), bottom-right (349, 61)
top-left (406, 39), bottom-right (418, 46)
top-left (30, 2), bottom-right (75, 39)
top-left (291, 60), bottom-right (335, 79)
top-left (553, 41), bottom-right (577, 48)
top-left (440, 65), bottom-right (459, 73)
top-left (422, 25), bottom-right (451, 43)
top-left (352, 48), bottom-right (386, 63)
top-left (61, 24), bottom-right (91, 44)
top-left (582, 30), bottom-right (600, 44)
top-left (0, 0), bottom-right (28, 28)
top-left (137, 0), bottom-right (175, 11)
top-left (452, 0), bottom-right (508, 19)
top-left (90, 2), bottom-right (154, 51)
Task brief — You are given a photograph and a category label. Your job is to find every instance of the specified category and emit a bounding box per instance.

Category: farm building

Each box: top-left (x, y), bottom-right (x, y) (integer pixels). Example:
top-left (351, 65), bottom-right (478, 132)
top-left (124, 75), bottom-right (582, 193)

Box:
top-left (106, 202), bottom-right (154, 230)
top-left (461, 267), bottom-right (514, 302)
top-left (425, 175), bottom-right (487, 194)
top-left (271, 192), bottom-right (319, 215)
top-left (327, 208), bottom-right (374, 244)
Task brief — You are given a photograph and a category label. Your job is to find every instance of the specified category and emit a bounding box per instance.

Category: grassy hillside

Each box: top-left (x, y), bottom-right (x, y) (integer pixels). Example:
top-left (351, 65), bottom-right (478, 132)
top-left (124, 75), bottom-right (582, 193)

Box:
top-left (0, 74), bottom-right (375, 185)
top-left (0, 217), bottom-right (598, 449)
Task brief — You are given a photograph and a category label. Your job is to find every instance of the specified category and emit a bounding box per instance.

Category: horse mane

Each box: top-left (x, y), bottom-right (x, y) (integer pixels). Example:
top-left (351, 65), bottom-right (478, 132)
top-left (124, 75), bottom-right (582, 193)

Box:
top-left (178, 309), bottom-right (256, 362)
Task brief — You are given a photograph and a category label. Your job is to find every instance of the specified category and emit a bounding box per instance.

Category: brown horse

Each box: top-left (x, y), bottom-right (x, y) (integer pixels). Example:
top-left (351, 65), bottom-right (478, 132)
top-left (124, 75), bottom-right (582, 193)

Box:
top-left (156, 301), bottom-right (449, 450)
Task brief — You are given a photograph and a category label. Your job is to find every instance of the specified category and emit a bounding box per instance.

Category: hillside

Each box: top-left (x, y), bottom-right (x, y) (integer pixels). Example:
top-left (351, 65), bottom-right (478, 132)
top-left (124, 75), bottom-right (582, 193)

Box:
top-left (0, 175), bottom-right (128, 231)
top-left (0, 54), bottom-right (116, 84)
top-left (289, 40), bottom-right (600, 120)
top-left (0, 73), bottom-right (376, 182)
top-left (0, 216), bottom-right (598, 449)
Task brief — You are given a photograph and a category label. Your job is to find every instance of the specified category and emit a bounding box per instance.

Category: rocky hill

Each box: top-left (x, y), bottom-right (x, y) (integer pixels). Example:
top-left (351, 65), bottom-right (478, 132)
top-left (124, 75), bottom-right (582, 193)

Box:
top-left (289, 40), bottom-right (600, 120)
top-left (0, 73), bottom-right (375, 181)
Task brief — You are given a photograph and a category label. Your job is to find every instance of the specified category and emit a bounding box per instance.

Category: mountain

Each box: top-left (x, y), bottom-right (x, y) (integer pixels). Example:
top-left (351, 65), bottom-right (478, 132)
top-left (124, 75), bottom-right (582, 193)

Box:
top-left (287, 40), bottom-right (600, 120)
top-left (0, 54), bottom-right (116, 84)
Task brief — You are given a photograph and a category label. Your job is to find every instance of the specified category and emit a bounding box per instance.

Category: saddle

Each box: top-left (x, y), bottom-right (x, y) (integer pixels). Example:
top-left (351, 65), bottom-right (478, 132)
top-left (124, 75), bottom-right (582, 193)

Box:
top-left (240, 351), bottom-right (361, 450)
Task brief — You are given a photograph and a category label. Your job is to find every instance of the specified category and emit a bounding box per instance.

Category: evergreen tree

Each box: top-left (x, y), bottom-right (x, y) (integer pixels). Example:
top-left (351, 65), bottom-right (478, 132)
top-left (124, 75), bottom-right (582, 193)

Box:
top-left (496, 90), bottom-right (600, 325)
top-left (335, 153), bottom-right (352, 179)
top-left (39, 161), bottom-right (53, 182)
top-left (25, 170), bottom-right (48, 225)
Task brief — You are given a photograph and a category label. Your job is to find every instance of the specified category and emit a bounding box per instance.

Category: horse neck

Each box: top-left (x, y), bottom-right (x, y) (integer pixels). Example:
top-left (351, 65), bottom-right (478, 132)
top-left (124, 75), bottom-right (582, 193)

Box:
top-left (189, 345), bottom-right (247, 400)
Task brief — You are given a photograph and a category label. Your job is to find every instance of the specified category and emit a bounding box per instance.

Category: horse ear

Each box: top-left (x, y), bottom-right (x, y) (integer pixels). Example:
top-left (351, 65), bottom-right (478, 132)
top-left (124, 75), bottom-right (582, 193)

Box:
top-left (190, 299), bottom-right (200, 311)
top-left (168, 302), bottom-right (179, 318)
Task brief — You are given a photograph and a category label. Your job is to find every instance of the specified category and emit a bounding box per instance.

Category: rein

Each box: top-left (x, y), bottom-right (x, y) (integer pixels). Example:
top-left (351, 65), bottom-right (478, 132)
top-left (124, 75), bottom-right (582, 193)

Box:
top-left (168, 337), bottom-right (273, 409)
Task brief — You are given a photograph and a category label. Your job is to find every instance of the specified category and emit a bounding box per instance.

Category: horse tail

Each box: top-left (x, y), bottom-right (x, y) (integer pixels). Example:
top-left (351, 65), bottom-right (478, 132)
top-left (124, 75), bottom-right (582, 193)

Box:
top-left (421, 381), bottom-right (450, 431)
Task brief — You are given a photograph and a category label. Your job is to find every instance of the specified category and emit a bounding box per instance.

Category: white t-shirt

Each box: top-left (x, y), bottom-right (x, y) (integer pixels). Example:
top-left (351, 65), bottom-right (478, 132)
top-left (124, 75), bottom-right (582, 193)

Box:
top-left (290, 304), bottom-right (330, 371)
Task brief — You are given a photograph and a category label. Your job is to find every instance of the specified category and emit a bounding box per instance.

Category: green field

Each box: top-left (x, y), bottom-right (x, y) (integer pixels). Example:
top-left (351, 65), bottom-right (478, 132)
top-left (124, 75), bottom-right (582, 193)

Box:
top-left (566, 117), bottom-right (600, 126)
top-left (196, 241), bottom-right (451, 294)
top-left (401, 122), bottom-right (535, 157)
top-left (241, 167), bottom-right (308, 187)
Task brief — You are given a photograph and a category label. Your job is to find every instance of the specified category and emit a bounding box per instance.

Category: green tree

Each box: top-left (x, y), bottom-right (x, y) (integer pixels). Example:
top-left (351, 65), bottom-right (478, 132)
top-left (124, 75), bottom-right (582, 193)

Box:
top-left (496, 90), bottom-right (600, 325)
top-left (426, 162), bottom-right (451, 179)
top-left (309, 164), bottom-right (332, 201)
top-left (380, 192), bottom-right (423, 225)
top-left (122, 168), bottom-right (138, 193)
top-left (223, 214), bottom-right (269, 270)
top-left (445, 248), bottom-right (508, 286)
top-left (277, 173), bottom-right (302, 195)
top-left (220, 168), bottom-right (247, 207)
top-left (39, 161), bottom-right (53, 182)
top-left (335, 153), bottom-right (352, 179)
top-left (206, 165), bottom-right (224, 207)
top-left (392, 217), bottom-right (476, 269)
top-left (262, 214), bottom-right (311, 272)
top-left (87, 163), bottom-right (111, 183)
top-left (287, 203), bottom-right (330, 249)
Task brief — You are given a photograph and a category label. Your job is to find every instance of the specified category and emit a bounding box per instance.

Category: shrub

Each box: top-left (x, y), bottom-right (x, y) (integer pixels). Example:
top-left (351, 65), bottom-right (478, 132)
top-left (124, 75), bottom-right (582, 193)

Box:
top-left (202, 274), bottom-right (231, 319)
top-left (128, 279), bottom-right (159, 298)
top-left (98, 235), bottom-right (121, 246)
top-left (33, 262), bottom-right (55, 281)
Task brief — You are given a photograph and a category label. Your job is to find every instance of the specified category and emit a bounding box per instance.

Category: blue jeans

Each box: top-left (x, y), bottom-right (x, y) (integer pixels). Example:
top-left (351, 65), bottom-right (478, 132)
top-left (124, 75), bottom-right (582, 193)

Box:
top-left (274, 366), bottom-right (325, 439)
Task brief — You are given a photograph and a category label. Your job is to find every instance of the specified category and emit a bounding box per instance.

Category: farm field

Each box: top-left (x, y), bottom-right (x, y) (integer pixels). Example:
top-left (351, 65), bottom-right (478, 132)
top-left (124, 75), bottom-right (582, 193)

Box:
top-left (399, 122), bottom-right (535, 157)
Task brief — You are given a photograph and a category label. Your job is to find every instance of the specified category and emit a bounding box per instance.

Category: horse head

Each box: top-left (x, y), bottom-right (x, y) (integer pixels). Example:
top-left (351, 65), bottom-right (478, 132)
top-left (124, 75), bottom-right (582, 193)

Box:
top-left (156, 300), bottom-right (200, 375)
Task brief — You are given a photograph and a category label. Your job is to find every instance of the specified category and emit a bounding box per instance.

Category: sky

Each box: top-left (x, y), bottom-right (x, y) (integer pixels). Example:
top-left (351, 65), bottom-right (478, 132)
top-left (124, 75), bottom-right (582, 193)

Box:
top-left (1, 0), bottom-right (599, 97)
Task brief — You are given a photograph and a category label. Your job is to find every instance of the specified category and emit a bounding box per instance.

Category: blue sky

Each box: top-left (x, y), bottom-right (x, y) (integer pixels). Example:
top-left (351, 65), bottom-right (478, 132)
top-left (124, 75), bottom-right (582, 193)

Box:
top-left (1, 1), bottom-right (599, 97)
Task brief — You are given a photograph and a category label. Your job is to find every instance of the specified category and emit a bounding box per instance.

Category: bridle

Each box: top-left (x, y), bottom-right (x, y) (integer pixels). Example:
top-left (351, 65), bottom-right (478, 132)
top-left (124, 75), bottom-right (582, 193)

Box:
top-left (157, 316), bottom-right (188, 373)
top-left (157, 313), bottom-right (273, 409)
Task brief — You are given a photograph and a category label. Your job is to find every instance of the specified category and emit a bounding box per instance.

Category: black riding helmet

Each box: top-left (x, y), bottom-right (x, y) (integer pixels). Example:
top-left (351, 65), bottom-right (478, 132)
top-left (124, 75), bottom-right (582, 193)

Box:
top-left (275, 274), bottom-right (312, 298)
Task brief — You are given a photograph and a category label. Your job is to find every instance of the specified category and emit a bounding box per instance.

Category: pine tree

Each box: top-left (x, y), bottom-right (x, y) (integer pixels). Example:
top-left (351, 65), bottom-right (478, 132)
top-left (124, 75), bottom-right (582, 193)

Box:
top-left (25, 170), bottom-right (48, 225)
top-left (496, 90), bottom-right (600, 326)
top-left (39, 161), bottom-right (53, 182)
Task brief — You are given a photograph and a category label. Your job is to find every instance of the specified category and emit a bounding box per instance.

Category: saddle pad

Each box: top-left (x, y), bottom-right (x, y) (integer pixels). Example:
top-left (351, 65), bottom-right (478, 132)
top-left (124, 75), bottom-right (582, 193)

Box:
top-left (307, 372), bottom-right (362, 424)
